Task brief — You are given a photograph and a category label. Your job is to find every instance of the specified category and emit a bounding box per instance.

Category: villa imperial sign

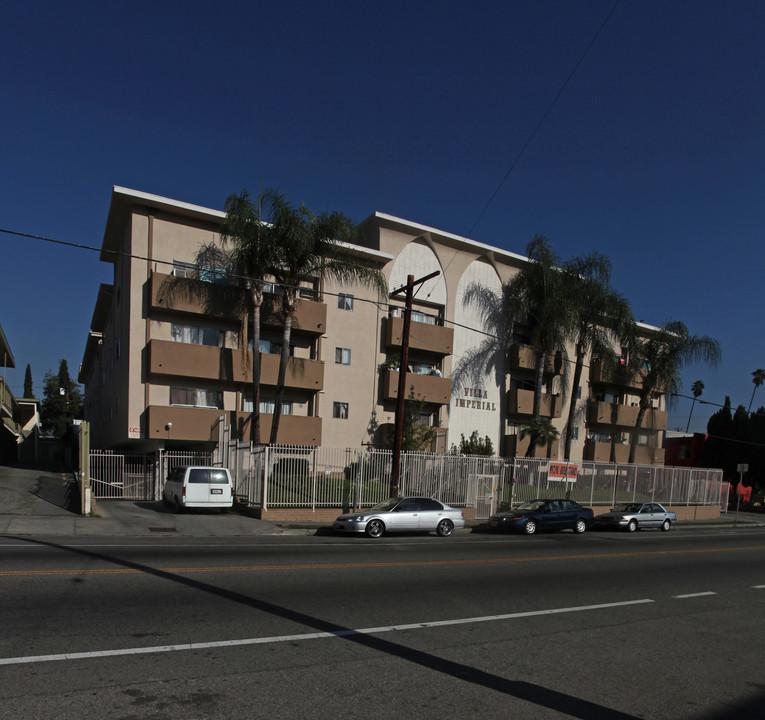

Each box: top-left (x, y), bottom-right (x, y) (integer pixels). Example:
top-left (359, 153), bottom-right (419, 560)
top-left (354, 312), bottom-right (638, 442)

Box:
top-left (454, 387), bottom-right (497, 412)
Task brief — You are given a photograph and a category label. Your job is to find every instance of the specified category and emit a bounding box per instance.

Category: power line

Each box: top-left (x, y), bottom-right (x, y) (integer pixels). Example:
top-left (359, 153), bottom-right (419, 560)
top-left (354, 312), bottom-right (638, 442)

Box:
top-left (465, 0), bottom-right (622, 237)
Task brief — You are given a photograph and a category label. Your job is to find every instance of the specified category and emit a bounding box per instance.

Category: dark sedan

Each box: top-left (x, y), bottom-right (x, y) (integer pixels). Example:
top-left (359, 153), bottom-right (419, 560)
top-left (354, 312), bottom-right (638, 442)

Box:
top-left (488, 498), bottom-right (594, 535)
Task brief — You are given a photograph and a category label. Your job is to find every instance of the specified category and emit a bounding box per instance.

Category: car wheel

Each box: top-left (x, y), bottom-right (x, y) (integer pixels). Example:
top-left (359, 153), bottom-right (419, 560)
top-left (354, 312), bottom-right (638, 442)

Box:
top-left (627, 519), bottom-right (638, 532)
top-left (574, 518), bottom-right (587, 534)
top-left (523, 520), bottom-right (536, 535)
top-left (436, 519), bottom-right (454, 537)
top-left (660, 519), bottom-right (671, 531)
top-left (365, 519), bottom-right (385, 538)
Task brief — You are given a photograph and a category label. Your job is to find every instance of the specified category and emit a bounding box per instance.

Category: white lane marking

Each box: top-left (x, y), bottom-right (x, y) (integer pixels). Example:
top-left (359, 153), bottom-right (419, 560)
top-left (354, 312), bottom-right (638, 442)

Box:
top-left (752, 585), bottom-right (765, 589)
top-left (0, 598), bottom-right (654, 667)
top-left (672, 592), bottom-right (717, 599)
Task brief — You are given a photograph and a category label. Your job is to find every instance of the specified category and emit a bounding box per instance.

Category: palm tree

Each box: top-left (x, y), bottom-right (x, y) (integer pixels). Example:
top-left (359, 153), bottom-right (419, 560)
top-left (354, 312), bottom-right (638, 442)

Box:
top-left (748, 369), bottom-right (765, 413)
top-left (626, 321), bottom-right (721, 464)
top-left (561, 251), bottom-right (633, 460)
top-left (508, 236), bottom-right (576, 456)
top-left (195, 190), bottom-right (278, 444)
top-left (262, 191), bottom-right (388, 444)
top-left (685, 380), bottom-right (704, 432)
top-left (519, 416), bottom-right (560, 457)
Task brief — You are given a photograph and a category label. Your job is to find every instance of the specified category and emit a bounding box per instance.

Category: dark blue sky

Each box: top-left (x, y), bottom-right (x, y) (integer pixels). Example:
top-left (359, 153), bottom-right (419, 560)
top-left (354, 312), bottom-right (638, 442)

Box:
top-left (2, 0), bottom-right (763, 433)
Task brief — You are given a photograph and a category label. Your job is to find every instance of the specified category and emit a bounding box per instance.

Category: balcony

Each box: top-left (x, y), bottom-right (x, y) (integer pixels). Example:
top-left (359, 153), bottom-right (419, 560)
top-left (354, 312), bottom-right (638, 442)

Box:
top-left (385, 317), bottom-right (453, 356)
top-left (642, 408), bottom-right (668, 432)
top-left (507, 388), bottom-right (562, 418)
top-left (145, 405), bottom-right (322, 445)
top-left (148, 272), bottom-right (326, 334)
top-left (503, 434), bottom-right (559, 459)
top-left (149, 272), bottom-right (241, 321)
top-left (148, 340), bottom-right (324, 391)
top-left (587, 401), bottom-right (640, 428)
top-left (583, 440), bottom-right (629, 463)
top-left (381, 368), bottom-right (451, 405)
top-left (260, 293), bottom-right (326, 334)
top-left (589, 359), bottom-right (643, 390)
top-left (583, 440), bottom-right (665, 465)
top-left (509, 345), bottom-right (564, 375)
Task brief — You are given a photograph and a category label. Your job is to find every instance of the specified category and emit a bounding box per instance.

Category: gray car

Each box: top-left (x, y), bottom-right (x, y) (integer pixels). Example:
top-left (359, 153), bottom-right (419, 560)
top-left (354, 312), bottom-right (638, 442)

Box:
top-left (593, 502), bottom-right (676, 532)
top-left (333, 496), bottom-right (465, 538)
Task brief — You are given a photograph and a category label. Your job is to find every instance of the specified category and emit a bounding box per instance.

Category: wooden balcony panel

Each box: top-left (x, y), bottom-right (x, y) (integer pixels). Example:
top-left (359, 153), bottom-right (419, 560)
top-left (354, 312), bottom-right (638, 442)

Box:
top-left (145, 405), bottom-right (321, 445)
top-left (643, 408), bottom-right (668, 432)
top-left (586, 401), bottom-right (640, 427)
top-left (257, 353), bottom-right (324, 391)
top-left (148, 340), bottom-right (324, 391)
top-left (503, 434), bottom-right (559, 459)
top-left (633, 445), bottom-right (665, 465)
top-left (385, 317), bottom-right (453, 355)
top-left (589, 359), bottom-right (643, 390)
top-left (509, 345), bottom-right (564, 375)
top-left (149, 272), bottom-right (242, 321)
top-left (260, 294), bottom-right (327, 334)
top-left (507, 388), bottom-right (562, 418)
top-left (583, 440), bottom-right (629, 463)
top-left (381, 368), bottom-right (452, 404)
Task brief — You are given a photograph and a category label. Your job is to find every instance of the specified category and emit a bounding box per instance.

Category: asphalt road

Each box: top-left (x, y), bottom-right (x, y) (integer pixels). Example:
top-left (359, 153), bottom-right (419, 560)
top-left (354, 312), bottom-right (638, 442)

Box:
top-left (2, 527), bottom-right (765, 719)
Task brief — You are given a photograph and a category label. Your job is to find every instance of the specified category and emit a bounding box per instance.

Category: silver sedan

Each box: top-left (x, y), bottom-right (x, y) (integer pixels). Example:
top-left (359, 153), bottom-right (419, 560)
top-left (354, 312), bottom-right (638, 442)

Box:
top-left (333, 496), bottom-right (465, 538)
top-left (593, 502), bottom-right (677, 532)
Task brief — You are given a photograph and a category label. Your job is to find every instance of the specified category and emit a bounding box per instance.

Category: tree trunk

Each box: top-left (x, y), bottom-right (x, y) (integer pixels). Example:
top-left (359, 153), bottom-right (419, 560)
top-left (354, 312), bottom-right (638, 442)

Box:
top-left (532, 348), bottom-right (545, 420)
top-left (250, 299), bottom-right (262, 445)
top-left (270, 309), bottom-right (293, 445)
top-left (629, 401), bottom-right (649, 464)
top-left (564, 347), bottom-right (585, 460)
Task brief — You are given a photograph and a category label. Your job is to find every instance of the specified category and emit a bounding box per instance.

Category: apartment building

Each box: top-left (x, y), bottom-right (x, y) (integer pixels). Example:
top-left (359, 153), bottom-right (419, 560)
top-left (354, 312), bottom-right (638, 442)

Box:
top-left (79, 186), bottom-right (667, 463)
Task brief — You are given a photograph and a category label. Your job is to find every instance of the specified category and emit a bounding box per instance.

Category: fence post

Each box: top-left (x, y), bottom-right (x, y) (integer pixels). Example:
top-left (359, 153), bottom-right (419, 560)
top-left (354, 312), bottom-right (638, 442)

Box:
top-left (262, 446), bottom-right (269, 512)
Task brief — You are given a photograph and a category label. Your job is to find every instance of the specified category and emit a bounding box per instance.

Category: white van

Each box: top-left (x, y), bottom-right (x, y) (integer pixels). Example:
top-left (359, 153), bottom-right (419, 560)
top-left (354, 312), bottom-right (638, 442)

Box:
top-left (163, 466), bottom-right (234, 512)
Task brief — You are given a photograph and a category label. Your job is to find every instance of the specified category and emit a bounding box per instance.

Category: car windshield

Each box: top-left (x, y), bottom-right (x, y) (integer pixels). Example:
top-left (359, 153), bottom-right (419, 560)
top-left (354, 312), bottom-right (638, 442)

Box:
top-left (367, 498), bottom-right (403, 512)
top-left (613, 503), bottom-right (642, 513)
top-left (515, 500), bottom-right (546, 512)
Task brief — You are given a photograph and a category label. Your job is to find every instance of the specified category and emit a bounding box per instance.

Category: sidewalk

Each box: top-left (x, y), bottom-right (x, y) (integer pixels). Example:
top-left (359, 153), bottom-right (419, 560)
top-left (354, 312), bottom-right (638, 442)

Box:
top-left (1, 465), bottom-right (763, 538)
top-left (0, 465), bottom-right (292, 538)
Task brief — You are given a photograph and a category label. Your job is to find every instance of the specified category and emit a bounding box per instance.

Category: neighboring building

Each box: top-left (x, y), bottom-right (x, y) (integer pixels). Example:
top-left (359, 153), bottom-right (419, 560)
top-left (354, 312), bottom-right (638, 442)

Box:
top-left (0, 323), bottom-right (41, 464)
top-left (664, 431), bottom-right (706, 467)
top-left (79, 186), bottom-right (667, 463)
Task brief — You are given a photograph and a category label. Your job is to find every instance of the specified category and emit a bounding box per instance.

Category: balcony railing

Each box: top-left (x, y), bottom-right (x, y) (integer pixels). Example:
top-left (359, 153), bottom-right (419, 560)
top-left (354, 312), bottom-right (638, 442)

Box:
top-left (503, 434), bottom-right (560, 459)
top-left (385, 317), bottom-right (453, 356)
top-left (145, 405), bottom-right (322, 445)
top-left (507, 388), bottom-right (562, 418)
top-left (148, 339), bottom-right (324, 391)
top-left (149, 272), bottom-right (326, 333)
top-left (509, 345), bottom-right (564, 375)
top-left (381, 368), bottom-right (451, 404)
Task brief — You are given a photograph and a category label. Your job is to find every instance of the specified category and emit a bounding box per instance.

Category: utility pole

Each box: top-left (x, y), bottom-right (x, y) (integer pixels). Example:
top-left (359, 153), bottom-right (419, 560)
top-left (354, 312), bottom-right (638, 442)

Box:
top-left (389, 270), bottom-right (440, 497)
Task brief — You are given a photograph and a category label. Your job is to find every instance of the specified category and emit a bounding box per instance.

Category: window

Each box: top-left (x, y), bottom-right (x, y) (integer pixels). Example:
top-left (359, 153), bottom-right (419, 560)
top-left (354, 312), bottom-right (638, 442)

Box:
top-left (172, 260), bottom-right (196, 278)
top-left (199, 265), bottom-right (228, 284)
top-left (263, 281), bottom-right (284, 295)
top-left (243, 394), bottom-right (292, 414)
top-left (570, 426), bottom-right (579, 440)
top-left (259, 398), bottom-right (293, 415)
top-left (251, 338), bottom-right (293, 355)
top-left (169, 387), bottom-right (223, 409)
top-left (171, 324), bottom-right (222, 347)
top-left (338, 293), bottom-right (354, 311)
top-left (335, 347), bottom-right (351, 365)
top-left (333, 402), bottom-right (349, 419)
top-left (576, 386), bottom-right (582, 400)
top-left (637, 432), bottom-right (651, 446)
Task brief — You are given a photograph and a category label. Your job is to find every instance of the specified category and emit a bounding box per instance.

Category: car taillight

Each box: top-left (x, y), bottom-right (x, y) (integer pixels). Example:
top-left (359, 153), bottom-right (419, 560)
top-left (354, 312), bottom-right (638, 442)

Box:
top-left (182, 486), bottom-right (186, 498)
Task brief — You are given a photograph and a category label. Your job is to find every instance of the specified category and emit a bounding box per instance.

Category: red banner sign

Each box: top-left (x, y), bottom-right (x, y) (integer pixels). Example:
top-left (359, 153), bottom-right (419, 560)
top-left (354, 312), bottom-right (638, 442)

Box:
top-left (548, 463), bottom-right (578, 481)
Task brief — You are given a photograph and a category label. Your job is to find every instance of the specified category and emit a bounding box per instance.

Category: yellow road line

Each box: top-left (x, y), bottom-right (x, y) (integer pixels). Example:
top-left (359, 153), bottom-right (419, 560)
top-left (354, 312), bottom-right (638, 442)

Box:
top-left (1, 544), bottom-right (764, 578)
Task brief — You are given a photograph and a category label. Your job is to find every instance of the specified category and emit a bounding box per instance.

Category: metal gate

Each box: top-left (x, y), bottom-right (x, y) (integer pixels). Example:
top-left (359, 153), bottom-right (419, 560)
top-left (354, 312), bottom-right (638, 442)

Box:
top-left (474, 474), bottom-right (499, 519)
